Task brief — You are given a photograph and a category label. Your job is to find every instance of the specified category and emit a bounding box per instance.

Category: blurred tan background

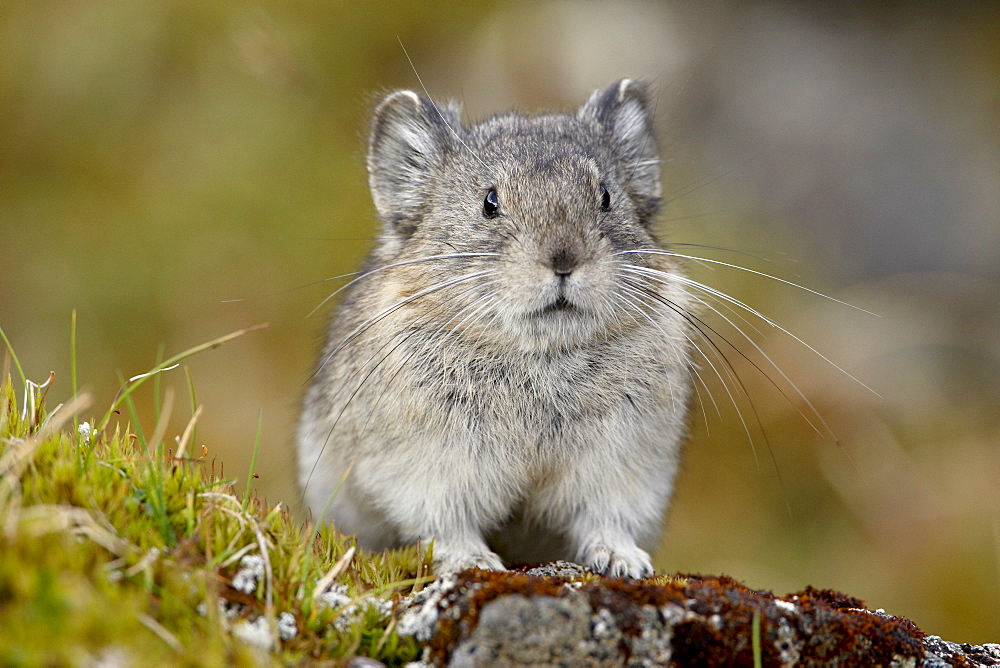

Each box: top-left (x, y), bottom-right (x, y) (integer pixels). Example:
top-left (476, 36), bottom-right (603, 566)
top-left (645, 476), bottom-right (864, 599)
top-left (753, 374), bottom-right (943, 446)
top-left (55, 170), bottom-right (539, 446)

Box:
top-left (2, 2), bottom-right (998, 643)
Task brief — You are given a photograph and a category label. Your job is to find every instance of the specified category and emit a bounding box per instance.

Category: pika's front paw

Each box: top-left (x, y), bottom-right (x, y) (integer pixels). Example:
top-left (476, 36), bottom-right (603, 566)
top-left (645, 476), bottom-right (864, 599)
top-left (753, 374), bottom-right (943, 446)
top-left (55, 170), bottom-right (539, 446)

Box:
top-left (581, 542), bottom-right (654, 579)
top-left (435, 549), bottom-right (506, 574)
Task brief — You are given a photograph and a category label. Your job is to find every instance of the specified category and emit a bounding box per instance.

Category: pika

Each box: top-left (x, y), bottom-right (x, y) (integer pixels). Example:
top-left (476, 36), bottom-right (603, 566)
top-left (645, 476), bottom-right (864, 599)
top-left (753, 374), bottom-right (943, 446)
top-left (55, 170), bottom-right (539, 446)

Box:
top-left (297, 80), bottom-right (693, 578)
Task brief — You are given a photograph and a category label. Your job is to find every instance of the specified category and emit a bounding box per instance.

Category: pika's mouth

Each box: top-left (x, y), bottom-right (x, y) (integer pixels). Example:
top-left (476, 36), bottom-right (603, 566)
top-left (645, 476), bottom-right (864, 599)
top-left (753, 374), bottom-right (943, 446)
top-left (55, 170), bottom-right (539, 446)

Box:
top-left (539, 296), bottom-right (577, 315)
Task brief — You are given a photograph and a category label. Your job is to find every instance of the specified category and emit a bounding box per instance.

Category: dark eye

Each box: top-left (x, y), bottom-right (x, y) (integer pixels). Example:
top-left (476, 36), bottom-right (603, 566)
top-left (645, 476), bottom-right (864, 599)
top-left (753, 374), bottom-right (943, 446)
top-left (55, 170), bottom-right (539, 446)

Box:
top-left (483, 188), bottom-right (500, 218)
top-left (599, 185), bottom-right (611, 212)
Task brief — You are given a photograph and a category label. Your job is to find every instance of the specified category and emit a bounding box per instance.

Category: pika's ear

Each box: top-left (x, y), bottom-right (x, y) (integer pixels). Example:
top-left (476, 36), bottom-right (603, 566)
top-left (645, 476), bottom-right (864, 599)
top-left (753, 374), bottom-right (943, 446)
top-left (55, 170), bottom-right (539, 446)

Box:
top-left (579, 79), bottom-right (661, 225)
top-left (367, 90), bottom-right (461, 235)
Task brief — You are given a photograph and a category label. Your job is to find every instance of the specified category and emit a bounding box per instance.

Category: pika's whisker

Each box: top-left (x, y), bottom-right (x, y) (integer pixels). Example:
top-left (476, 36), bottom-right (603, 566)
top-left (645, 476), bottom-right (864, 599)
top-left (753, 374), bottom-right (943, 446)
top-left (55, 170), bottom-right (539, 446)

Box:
top-left (622, 276), bottom-right (784, 477)
top-left (621, 261), bottom-right (879, 398)
top-left (623, 265), bottom-right (829, 438)
top-left (443, 288), bottom-right (503, 337)
top-left (397, 37), bottom-right (490, 171)
top-left (662, 156), bottom-right (753, 205)
top-left (615, 248), bottom-right (878, 316)
top-left (619, 281), bottom-right (755, 455)
top-left (303, 277), bottom-right (500, 491)
top-left (654, 242), bottom-right (773, 264)
top-left (222, 269), bottom-right (365, 304)
top-left (308, 252), bottom-right (501, 318)
top-left (324, 281), bottom-right (498, 411)
top-left (611, 289), bottom-right (715, 430)
top-left (313, 269), bottom-right (496, 379)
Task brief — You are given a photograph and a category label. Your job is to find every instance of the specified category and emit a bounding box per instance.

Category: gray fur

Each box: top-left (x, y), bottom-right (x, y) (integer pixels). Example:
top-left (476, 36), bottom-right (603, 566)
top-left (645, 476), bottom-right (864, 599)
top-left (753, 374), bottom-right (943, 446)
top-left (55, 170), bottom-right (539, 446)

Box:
top-left (297, 80), bottom-right (693, 578)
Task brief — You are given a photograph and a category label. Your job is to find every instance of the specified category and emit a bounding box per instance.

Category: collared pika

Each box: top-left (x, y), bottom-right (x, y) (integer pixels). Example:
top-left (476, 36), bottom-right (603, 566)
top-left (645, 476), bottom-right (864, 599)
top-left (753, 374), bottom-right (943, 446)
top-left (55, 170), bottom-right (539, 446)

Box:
top-left (297, 79), bottom-right (693, 578)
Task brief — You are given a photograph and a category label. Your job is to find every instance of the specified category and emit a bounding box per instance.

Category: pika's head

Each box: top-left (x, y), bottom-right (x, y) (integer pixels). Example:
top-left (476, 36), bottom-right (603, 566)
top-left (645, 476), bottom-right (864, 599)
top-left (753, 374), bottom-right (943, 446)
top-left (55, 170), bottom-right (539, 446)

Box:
top-left (365, 80), bottom-right (682, 351)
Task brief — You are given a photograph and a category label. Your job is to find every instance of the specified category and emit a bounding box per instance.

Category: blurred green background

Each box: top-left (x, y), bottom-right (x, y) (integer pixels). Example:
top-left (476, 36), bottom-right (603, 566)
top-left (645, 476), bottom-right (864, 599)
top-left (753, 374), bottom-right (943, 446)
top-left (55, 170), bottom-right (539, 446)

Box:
top-left (2, 2), bottom-right (998, 643)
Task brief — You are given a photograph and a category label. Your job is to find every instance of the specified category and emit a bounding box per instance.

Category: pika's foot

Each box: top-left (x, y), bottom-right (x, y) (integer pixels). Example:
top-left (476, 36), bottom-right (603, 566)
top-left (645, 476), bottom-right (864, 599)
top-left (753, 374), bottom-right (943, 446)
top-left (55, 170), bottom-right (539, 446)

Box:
top-left (435, 549), bottom-right (506, 574)
top-left (581, 542), bottom-right (653, 579)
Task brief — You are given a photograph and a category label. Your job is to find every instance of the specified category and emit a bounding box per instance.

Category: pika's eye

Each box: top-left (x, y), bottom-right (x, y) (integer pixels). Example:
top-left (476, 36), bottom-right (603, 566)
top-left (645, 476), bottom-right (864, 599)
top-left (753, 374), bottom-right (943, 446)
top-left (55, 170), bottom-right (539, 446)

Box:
top-left (483, 188), bottom-right (500, 218)
top-left (599, 185), bottom-right (611, 212)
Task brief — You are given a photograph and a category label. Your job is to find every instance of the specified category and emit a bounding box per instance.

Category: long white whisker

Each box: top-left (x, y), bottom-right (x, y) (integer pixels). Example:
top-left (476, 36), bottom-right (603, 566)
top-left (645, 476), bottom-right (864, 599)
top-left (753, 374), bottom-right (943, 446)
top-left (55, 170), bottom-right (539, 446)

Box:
top-left (625, 264), bottom-right (774, 326)
top-left (611, 289), bottom-right (716, 432)
top-left (410, 299), bottom-right (500, 386)
top-left (615, 248), bottom-right (879, 317)
top-left (622, 264), bottom-right (881, 400)
top-left (654, 242), bottom-right (773, 263)
top-left (618, 281), bottom-right (756, 454)
top-left (308, 252), bottom-right (500, 318)
top-left (223, 269), bottom-right (366, 304)
top-left (327, 282), bottom-right (497, 410)
top-left (624, 266), bottom-right (830, 437)
top-left (672, 281), bottom-right (766, 340)
top-left (397, 37), bottom-right (490, 171)
top-left (662, 156), bottom-right (754, 205)
top-left (445, 287), bottom-right (503, 336)
top-left (608, 288), bottom-right (685, 417)
top-left (314, 269), bottom-right (496, 378)
top-left (688, 291), bottom-right (766, 340)
top-left (621, 277), bottom-right (780, 469)
top-left (477, 298), bottom-right (508, 338)
top-left (357, 289), bottom-right (505, 439)
top-left (303, 277), bottom-right (499, 492)
top-left (403, 284), bottom-right (502, 370)
top-left (351, 285), bottom-right (497, 424)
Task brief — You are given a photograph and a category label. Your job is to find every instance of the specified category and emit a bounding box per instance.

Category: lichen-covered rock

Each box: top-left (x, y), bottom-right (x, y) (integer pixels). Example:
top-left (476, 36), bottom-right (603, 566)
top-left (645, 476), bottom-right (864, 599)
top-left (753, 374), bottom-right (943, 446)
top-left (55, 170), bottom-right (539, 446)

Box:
top-left (922, 635), bottom-right (1000, 666)
top-left (396, 566), bottom-right (932, 666)
top-left (449, 593), bottom-right (619, 667)
top-left (519, 560), bottom-right (592, 580)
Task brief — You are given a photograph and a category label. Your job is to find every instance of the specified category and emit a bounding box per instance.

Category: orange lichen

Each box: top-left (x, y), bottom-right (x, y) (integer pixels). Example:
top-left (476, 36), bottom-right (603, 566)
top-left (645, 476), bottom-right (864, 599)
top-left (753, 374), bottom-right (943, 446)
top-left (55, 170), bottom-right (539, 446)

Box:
top-left (418, 569), bottom-right (927, 666)
top-left (425, 569), bottom-right (571, 664)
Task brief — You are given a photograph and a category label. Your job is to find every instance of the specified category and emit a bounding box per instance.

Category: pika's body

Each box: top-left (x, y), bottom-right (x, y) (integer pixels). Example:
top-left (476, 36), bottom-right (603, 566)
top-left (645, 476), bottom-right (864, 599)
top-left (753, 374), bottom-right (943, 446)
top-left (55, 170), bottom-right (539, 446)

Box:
top-left (297, 80), bottom-right (693, 578)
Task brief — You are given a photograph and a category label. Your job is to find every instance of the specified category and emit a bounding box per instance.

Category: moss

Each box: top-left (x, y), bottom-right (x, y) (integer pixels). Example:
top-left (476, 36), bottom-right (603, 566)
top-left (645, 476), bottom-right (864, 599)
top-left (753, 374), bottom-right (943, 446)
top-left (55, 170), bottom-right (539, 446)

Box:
top-left (0, 338), bottom-right (429, 665)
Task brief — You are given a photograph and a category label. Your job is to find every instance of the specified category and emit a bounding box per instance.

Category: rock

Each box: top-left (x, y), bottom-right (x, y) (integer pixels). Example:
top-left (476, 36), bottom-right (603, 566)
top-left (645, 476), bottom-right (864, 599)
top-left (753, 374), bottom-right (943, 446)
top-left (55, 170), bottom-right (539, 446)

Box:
top-left (519, 560), bottom-right (593, 580)
top-left (450, 593), bottom-right (619, 667)
top-left (346, 657), bottom-right (387, 668)
top-left (922, 635), bottom-right (1000, 666)
top-left (396, 567), bottom-right (936, 666)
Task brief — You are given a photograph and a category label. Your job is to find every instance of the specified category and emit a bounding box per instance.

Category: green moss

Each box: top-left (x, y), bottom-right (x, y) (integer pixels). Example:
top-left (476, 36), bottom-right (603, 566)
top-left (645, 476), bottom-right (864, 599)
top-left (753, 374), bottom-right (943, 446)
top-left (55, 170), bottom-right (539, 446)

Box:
top-left (0, 335), bottom-right (430, 665)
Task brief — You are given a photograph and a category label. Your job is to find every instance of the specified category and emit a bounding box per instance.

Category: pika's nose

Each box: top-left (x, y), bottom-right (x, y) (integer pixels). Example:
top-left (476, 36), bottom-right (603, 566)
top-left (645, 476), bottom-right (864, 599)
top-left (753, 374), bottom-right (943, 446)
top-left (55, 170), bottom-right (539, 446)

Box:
top-left (549, 248), bottom-right (578, 277)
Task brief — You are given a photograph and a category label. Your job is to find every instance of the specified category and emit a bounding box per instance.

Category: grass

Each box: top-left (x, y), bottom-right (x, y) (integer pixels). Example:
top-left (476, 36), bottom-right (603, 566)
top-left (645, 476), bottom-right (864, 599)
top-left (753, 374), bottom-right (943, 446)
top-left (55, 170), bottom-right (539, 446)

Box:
top-left (751, 610), bottom-right (762, 668)
top-left (0, 322), bottom-right (432, 666)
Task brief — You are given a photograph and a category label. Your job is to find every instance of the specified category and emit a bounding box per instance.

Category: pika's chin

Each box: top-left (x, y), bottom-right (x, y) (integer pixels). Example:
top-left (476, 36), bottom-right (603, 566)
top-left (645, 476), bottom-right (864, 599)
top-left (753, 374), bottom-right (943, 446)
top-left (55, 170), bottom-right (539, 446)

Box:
top-left (504, 309), bottom-right (605, 350)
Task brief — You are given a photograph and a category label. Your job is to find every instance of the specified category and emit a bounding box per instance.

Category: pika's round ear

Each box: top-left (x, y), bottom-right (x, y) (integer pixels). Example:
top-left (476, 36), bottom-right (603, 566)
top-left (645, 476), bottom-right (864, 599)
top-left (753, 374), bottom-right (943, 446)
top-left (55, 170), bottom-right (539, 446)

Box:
top-left (579, 79), bottom-right (661, 225)
top-left (367, 90), bottom-right (461, 235)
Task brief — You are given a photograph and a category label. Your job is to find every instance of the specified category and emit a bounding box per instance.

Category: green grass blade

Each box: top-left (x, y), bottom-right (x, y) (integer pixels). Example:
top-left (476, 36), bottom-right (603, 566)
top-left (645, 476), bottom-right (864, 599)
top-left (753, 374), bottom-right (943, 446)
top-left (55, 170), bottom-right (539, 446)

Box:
top-left (153, 343), bottom-right (166, 427)
top-left (98, 323), bottom-right (267, 432)
top-left (71, 309), bottom-right (79, 435)
top-left (244, 411), bottom-right (263, 505)
top-left (752, 610), bottom-right (762, 668)
top-left (0, 324), bottom-right (27, 389)
top-left (117, 371), bottom-right (148, 451)
top-left (184, 366), bottom-right (199, 454)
